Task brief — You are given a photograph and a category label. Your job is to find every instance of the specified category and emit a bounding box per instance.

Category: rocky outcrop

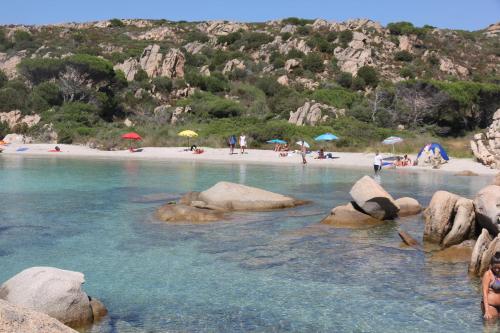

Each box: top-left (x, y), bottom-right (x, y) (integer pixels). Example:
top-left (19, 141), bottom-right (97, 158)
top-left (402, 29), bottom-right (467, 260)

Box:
top-left (474, 185), bottom-right (500, 236)
top-left (222, 59), bottom-right (246, 74)
top-left (349, 175), bottom-right (400, 220)
top-left (0, 110), bottom-right (41, 129)
top-left (288, 101), bottom-right (345, 126)
top-left (395, 197), bottom-right (422, 217)
top-left (431, 240), bottom-right (475, 263)
top-left (334, 32), bottom-right (373, 75)
top-left (0, 299), bottom-right (77, 333)
top-left (284, 58), bottom-right (300, 72)
top-left (277, 75), bottom-right (289, 86)
top-left (469, 229), bottom-right (497, 276)
top-left (184, 41), bottom-right (205, 54)
top-left (0, 51), bottom-right (26, 79)
top-left (132, 26), bottom-right (177, 41)
top-left (439, 57), bottom-right (469, 77)
top-left (200, 65), bottom-right (210, 76)
top-left (0, 267), bottom-right (106, 328)
top-left (197, 20), bottom-right (248, 36)
top-left (321, 202), bottom-right (383, 228)
top-left (485, 22), bottom-right (500, 37)
top-left (198, 181), bottom-right (304, 211)
top-left (423, 191), bottom-right (476, 248)
top-left (2, 133), bottom-right (33, 144)
top-left (470, 109), bottom-right (500, 169)
top-left (114, 45), bottom-right (185, 81)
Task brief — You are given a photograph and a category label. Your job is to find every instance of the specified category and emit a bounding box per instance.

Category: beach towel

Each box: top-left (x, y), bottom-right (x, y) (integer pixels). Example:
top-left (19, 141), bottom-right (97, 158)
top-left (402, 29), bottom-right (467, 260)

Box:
top-left (16, 147), bottom-right (29, 152)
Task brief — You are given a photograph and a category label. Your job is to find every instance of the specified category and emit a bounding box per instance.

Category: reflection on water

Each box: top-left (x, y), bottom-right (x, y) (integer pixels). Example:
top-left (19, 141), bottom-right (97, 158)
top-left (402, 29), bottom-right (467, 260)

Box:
top-left (0, 156), bottom-right (495, 332)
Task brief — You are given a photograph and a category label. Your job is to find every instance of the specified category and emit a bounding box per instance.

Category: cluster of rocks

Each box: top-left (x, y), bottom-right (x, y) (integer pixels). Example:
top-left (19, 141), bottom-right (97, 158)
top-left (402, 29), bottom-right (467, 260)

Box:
top-left (288, 101), bottom-right (345, 126)
top-left (0, 267), bottom-right (106, 331)
top-left (471, 108), bottom-right (500, 169)
top-left (321, 176), bottom-right (422, 228)
top-left (0, 110), bottom-right (40, 129)
top-left (196, 20), bottom-right (248, 36)
top-left (334, 32), bottom-right (374, 75)
top-left (130, 26), bottom-right (177, 41)
top-left (114, 44), bottom-right (185, 81)
top-left (156, 181), bottom-right (307, 223)
top-left (0, 51), bottom-right (25, 79)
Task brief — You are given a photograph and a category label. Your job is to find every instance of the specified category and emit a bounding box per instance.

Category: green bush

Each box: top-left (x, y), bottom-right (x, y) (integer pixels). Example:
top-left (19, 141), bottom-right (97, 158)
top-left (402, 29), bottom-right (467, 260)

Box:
top-left (281, 17), bottom-right (315, 26)
top-left (134, 69), bottom-right (149, 82)
top-left (0, 87), bottom-right (27, 111)
top-left (357, 66), bottom-right (379, 87)
top-left (326, 31), bottom-right (338, 42)
top-left (109, 19), bottom-right (125, 27)
top-left (237, 32), bottom-right (274, 50)
top-left (256, 76), bottom-right (283, 96)
top-left (297, 26), bottom-right (312, 36)
top-left (152, 76), bottom-right (173, 93)
top-left (400, 66), bottom-right (415, 79)
top-left (0, 120), bottom-right (9, 139)
top-left (394, 50), bottom-right (413, 62)
top-left (286, 49), bottom-right (305, 59)
top-left (302, 52), bottom-right (324, 73)
top-left (311, 88), bottom-right (359, 108)
top-left (0, 70), bottom-right (7, 88)
top-left (339, 30), bottom-right (353, 47)
top-left (280, 32), bottom-right (292, 41)
top-left (206, 72), bottom-right (229, 93)
top-left (184, 31), bottom-right (209, 43)
top-left (18, 58), bottom-right (64, 84)
top-left (351, 76), bottom-right (366, 91)
top-left (387, 21), bottom-right (417, 35)
top-left (336, 72), bottom-right (353, 88)
top-left (270, 52), bottom-right (285, 69)
top-left (34, 82), bottom-right (62, 106)
top-left (180, 92), bottom-right (244, 118)
top-left (217, 32), bottom-right (242, 45)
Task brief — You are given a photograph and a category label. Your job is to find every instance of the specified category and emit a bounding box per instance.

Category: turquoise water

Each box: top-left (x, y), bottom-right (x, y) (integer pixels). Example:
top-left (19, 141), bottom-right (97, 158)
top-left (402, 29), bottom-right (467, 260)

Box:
top-left (0, 155), bottom-right (495, 332)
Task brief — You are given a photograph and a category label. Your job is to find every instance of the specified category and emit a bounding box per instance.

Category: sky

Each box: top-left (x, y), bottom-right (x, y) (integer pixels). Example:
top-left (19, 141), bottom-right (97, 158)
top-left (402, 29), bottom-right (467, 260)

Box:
top-left (1, 0), bottom-right (499, 30)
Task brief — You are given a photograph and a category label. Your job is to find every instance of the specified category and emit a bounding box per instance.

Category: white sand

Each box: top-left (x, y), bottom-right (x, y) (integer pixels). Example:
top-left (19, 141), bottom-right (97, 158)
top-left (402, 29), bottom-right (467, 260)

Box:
top-left (1, 143), bottom-right (498, 176)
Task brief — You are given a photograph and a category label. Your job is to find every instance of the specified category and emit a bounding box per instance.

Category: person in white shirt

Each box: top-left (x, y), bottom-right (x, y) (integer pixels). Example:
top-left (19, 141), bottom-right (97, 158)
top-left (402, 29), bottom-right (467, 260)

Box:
top-left (239, 134), bottom-right (247, 154)
top-left (374, 151), bottom-right (383, 174)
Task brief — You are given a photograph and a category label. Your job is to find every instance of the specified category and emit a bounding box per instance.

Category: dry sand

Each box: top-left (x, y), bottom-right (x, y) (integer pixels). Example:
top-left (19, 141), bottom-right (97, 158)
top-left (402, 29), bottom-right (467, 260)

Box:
top-left (1, 143), bottom-right (498, 177)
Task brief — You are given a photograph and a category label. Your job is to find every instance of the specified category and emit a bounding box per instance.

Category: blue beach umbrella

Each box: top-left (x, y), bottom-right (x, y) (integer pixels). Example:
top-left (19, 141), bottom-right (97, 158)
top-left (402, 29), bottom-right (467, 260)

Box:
top-left (266, 139), bottom-right (287, 144)
top-left (314, 133), bottom-right (339, 141)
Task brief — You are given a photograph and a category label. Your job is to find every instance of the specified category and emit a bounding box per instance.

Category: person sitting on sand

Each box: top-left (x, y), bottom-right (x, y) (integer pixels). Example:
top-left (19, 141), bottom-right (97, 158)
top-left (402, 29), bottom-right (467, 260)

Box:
top-left (316, 149), bottom-right (325, 159)
top-left (403, 154), bottom-right (412, 166)
top-left (482, 252), bottom-right (500, 320)
top-left (279, 144), bottom-right (289, 157)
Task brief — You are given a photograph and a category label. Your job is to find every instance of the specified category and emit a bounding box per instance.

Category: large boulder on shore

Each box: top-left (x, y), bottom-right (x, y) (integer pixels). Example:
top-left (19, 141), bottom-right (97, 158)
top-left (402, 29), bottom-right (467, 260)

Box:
top-left (321, 202), bottom-right (382, 228)
top-left (198, 181), bottom-right (304, 211)
top-left (0, 299), bottom-right (77, 333)
top-left (349, 176), bottom-right (400, 220)
top-left (0, 267), bottom-right (101, 328)
top-left (469, 228), bottom-right (494, 276)
top-left (156, 203), bottom-right (224, 223)
top-left (395, 197), bottom-right (422, 217)
top-left (474, 185), bottom-right (500, 236)
top-left (423, 191), bottom-right (475, 248)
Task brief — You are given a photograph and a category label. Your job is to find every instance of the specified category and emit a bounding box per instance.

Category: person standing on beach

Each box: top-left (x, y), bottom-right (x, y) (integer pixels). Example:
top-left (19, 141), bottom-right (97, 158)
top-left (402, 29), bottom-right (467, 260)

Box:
top-left (239, 134), bottom-right (247, 154)
top-left (374, 151), bottom-right (383, 174)
top-left (228, 135), bottom-right (236, 155)
top-left (301, 142), bottom-right (307, 165)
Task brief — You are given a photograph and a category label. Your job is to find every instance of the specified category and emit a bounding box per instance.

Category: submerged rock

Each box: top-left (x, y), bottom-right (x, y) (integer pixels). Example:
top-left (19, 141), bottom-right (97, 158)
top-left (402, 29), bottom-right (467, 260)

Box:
top-left (395, 197), bottom-right (422, 217)
top-left (454, 170), bottom-right (479, 176)
top-left (349, 175), bottom-right (400, 220)
top-left (474, 185), bottom-right (500, 236)
top-left (0, 267), bottom-right (105, 328)
top-left (398, 230), bottom-right (421, 249)
top-left (430, 240), bottom-right (475, 263)
top-left (156, 203), bottom-right (224, 223)
top-left (0, 299), bottom-right (77, 333)
top-left (321, 202), bottom-right (383, 228)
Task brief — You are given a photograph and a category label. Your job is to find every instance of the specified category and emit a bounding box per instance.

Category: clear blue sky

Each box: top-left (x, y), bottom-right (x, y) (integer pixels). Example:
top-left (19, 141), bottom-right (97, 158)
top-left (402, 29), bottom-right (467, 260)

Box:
top-left (1, 0), bottom-right (499, 30)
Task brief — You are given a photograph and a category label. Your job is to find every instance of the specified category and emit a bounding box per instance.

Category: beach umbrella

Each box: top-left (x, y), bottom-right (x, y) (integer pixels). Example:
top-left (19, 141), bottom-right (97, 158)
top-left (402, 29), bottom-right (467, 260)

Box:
top-left (121, 132), bottom-right (142, 140)
top-left (178, 130), bottom-right (198, 147)
top-left (296, 140), bottom-right (310, 148)
top-left (266, 139), bottom-right (287, 144)
top-left (382, 136), bottom-right (403, 154)
top-left (314, 133), bottom-right (339, 141)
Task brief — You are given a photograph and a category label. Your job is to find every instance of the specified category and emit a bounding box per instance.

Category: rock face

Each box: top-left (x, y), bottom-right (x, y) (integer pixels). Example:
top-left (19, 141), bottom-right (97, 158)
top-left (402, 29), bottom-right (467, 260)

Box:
top-left (395, 197), bottom-right (422, 217)
top-left (133, 26), bottom-right (176, 41)
top-left (288, 101), bottom-right (345, 126)
top-left (349, 176), bottom-right (400, 220)
top-left (423, 191), bottom-right (476, 248)
top-left (474, 185), bottom-right (500, 236)
top-left (334, 32), bottom-right (373, 75)
top-left (0, 267), bottom-right (105, 328)
top-left (469, 228), bottom-right (500, 276)
top-left (156, 203), bottom-right (224, 223)
top-left (485, 22), bottom-right (500, 37)
top-left (284, 58), bottom-right (300, 72)
top-left (439, 57), bottom-right (469, 77)
top-left (2, 133), bottom-right (33, 144)
top-left (0, 51), bottom-right (26, 79)
top-left (184, 41), bottom-right (205, 54)
top-left (197, 20), bottom-right (248, 36)
top-left (198, 182), bottom-right (302, 211)
top-left (222, 59), bottom-right (246, 74)
top-left (0, 299), bottom-right (77, 333)
top-left (0, 110), bottom-right (41, 129)
top-left (114, 44), bottom-right (185, 81)
top-left (470, 109), bottom-right (500, 169)
top-left (321, 202), bottom-right (382, 228)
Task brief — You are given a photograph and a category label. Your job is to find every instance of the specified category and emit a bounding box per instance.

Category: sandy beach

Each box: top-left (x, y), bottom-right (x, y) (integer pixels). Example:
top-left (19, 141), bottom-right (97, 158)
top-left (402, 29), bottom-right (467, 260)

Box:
top-left (1, 143), bottom-right (498, 176)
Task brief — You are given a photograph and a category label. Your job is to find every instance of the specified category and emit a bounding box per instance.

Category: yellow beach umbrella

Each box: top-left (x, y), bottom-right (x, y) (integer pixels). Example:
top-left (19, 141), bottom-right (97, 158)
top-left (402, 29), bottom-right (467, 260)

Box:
top-left (178, 130), bottom-right (198, 148)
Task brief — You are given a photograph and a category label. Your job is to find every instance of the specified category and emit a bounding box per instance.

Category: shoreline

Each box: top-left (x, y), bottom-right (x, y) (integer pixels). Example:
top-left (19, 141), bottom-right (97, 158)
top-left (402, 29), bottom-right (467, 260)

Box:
top-left (1, 143), bottom-right (498, 176)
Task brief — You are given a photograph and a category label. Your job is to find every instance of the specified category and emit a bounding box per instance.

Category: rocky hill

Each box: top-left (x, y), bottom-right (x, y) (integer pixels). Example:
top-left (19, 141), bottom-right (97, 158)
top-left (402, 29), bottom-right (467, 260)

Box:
top-left (0, 18), bottom-right (499, 150)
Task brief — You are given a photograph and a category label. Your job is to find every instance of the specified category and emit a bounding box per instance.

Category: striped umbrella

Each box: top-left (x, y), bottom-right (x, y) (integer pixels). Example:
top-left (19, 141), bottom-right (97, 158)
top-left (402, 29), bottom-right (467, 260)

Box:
top-left (382, 136), bottom-right (403, 154)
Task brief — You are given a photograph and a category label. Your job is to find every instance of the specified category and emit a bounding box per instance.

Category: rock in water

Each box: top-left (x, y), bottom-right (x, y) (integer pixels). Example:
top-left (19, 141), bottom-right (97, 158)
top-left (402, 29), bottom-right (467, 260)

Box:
top-left (0, 267), bottom-right (96, 328)
top-left (198, 181), bottom-right (303, 211)
top-left (0, 299), bottom-right (77, 333)
top-left (431, 240), bottom-right (475, 263)
top-left (474, 185), bottom-right (500, 236)
top-left (423, 191), bottom-right (475, 248)
top-left (349, 176), bottom-right (400, 220)
top-left (398, 230), bottom-right (421, 248)
top-left (469, 228), bottom-right (493, 275)
top-left (395, 197), bottom-right (422, 217)
top-left (155, 203), bottom-right (224, 223)
top-left (454, 170), bottom-right (479, 176)
top-left (321, 202), bottom-right (383, 228)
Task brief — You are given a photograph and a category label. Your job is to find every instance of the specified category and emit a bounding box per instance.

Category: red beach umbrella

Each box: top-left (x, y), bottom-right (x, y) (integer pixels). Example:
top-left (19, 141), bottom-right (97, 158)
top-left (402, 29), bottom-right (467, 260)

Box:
top-left (121, 132), bottom-right (142, 140)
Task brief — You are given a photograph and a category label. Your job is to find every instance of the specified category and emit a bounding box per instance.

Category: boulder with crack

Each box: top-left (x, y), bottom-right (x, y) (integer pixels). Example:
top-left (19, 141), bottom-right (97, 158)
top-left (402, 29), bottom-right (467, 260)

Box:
top-left (288, 101), bottom-right (345, 126)
top-left (474, 185), bottom-right (500, 236)
top-left (470, 109), bottom-right (500, 169)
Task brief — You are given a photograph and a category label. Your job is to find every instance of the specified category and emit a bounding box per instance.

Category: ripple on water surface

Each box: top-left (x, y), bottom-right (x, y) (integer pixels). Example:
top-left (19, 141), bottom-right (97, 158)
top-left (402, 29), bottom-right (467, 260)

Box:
top-left (0, 156), bottom-right (494, 332)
